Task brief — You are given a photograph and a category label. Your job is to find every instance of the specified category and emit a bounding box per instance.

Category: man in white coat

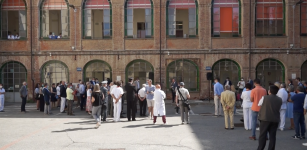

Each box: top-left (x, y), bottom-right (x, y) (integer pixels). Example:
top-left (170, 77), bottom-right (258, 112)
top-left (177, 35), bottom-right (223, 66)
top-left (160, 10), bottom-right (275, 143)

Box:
top-left (153, 84), bottom-right (167, 124)
top-left (275, 82), bottom-right (288, 131)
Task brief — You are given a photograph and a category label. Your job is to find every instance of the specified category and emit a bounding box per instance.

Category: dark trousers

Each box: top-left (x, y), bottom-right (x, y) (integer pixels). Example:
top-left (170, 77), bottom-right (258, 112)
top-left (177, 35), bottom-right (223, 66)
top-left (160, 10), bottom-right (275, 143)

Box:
top-left (39, 95), bottom-right (45, 112)
top-left (101, 102), bottom-right (108, 121)
top-left (172, 91), bottom-right (176, 103)
top-left (293, 112), bottom-right (306, 137)
top-left (80, 94), bottom-right (86, 110)
top-left (257, 121), bottom-right (278, 150)
top-left (67, 100), bottom-right (73, 115)
top-left (21, 96), bottom-right (27, 112)
top-left (127, 100), bottom-right (136, 120)
top-left (139, 98), bottom-right (147, 116)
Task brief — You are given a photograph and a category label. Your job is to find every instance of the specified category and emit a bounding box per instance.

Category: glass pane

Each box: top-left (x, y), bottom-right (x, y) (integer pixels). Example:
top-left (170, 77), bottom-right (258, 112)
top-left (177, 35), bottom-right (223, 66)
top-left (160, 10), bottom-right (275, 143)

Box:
top-left (103, 16), bottom-right (110, 22)
top-left (127, 29), bottom-right (133, 36)
top-left (61, 10), bottom-right (69, 37)
top-left (127, 9), bottom-right (133, 15)
top-left (103, 9), bottom-right (110, 16)
top-left (41, 10), bottom-right (49, 37)
top-left (19, 10), bottom-right (26, 37)
top-left (145, 8), bottom-right (151, 15)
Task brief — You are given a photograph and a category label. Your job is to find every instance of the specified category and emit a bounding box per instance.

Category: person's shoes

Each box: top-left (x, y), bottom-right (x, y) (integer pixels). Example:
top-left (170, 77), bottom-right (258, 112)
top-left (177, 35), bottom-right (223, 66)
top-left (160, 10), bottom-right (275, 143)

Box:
top-left (153, 122), bottom-right (156, 125)
top-left (0, 110), bottom-right (4, 112)
top-left (292, 135), bottom-right (301, 139)
top-left (132, 119), bottom-right (136, 121)
top-left (61, 111), bottom-right (66, 113)
top-left (303, 143), bottom-right (307, 146)
top-left (230, 128), bottom-right (234, 130)
top-left (163, 122), bottom-right (167, 125)
top-left (182, 122), bottom-right (185, 124)
top-left (301, 136), bottom-right (306, 139)
top-left (94, 124), bottom-right (99, 129)
top-left (279, 128), bottom-right (284, 131)
top-left (256, 127), bottom-right (260, 131)
top-left (240, 118), bottom-right (244, 122)
top-left (175, 112), bottom-right (178, 114)
top-left (187, 121), bottom-right (190, 124)
top-left (225, 128), bottom-right (228, 130)
top-left (21, 111), bottom-right (26, 113)
top-left (249, 136), bottom-right (256, 140)
top-left (128, 120), bottom-right (131, 121)
top-left (213, 115), bottom-right (218, 117)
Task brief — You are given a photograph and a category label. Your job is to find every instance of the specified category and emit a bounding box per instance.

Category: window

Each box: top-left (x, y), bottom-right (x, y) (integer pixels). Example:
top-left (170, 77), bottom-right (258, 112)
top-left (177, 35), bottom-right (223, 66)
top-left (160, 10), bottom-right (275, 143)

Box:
top-left (256, 0), bottom-right (284, 36)
top-left (83, 0), bottom-right (112, 39)
top-left (301, 1), bottom-right (307, 36)
top-left (167, 0), bottom-right (197, 38)
top-left (83, 60), bottom-right (112, 82)
top-left (125, 0), bottom-right (153, 38)
top-left (41, 61), bottom-right (69, 86)
top-left (40, 0), bottom-right (69, 39)
top-left (1, 0), bottom-right (26, 39)
top-left (212, 0), bottom-right (240, 37)
top-left (212, 59), bottom-right (240, 86)
top-left (126, 59), bottom-right (154, 85)
top-left (167, 59), bottom-right (198, 91)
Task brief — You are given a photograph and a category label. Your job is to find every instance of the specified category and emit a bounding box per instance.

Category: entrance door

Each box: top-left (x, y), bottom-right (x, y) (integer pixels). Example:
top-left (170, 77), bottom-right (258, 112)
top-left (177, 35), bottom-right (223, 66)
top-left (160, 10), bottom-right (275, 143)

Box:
top-left (256, 59), bottom-right (284, 90)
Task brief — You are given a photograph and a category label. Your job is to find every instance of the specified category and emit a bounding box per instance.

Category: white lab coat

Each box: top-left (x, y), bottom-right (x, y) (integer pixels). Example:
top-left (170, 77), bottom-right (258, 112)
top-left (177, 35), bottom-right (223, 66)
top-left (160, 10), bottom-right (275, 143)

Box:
top-left (153, 89), bottom-right (166, 116)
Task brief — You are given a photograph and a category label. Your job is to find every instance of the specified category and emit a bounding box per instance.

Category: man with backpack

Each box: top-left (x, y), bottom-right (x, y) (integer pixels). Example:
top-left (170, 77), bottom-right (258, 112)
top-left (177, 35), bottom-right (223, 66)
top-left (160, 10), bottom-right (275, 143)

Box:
top-left (176, 82), bottom-right (191, 124)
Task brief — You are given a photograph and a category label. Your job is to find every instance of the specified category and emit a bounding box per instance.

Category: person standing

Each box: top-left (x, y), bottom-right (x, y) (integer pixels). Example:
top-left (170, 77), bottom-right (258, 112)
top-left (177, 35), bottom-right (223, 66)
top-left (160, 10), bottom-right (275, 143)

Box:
top-left (79, 81), bottom-right (86, 111)
top-left (303, 94), bottom-right (307, 146)
top-left (248, 77), bottom-right (254, 89)
top-left (286, 85), bottom-right (295, 130)
top-left (176, 82), bottom-right (190, 124)
top-left (249, 79), bottom-right (267, 140)
top-left (288, 79), bottom-right (293, 86)
top-left (171, 79), bottom-right (178, 103)
top-left (275, 83), bottom-right (288, 131)
top-left (34, 83), bottom-right (40, 110)
top-left (111, 81), bottom-right (124, 122)
top-left (133, 78), bottom-right (140, 91)
top-left (100, 81), bottom-right (108, 122)
top-left (59, 81), bottom-right (67, 113)
top-left (19, 82), bottom-right (28, 113)
top-left (92, 84), bottom-right (103, 128)
top-left (56, 82), bottom-right (61, 108)
top-left (109, 82), bottom-right (116, 117)
top-left (241, 83), bottom-right (253, 130)
top-left (90, 78), bottom-right (96, 86)
top-left (138, 84), bottom-right (147, 116)
top-left (237, 77), bottom-right (245, 93)
top-left (296, 77), bottom-right (303, 87)
top-left (257, 85), bottom-right (282, 150)
top-left (153, 84), bottom-right (166, 124)
top-left (223, 77), bottom-right (232, 87)
top-left (51, 83), bottom-right (57, 108)
top-left (125, 78), bottom-right (137, 121)
top-left (43, 83), bottom-right (51, 115)
top-left (86, 84), bottom-right (93, 115)
top-left (214, 77), bottom-right (224, 117)
top-left (145, 79), bottom-right (155, 119)
top-left (0, 83), bottom-right (5, 112)
top-left (221, 85), bottom-right (236, 130)
top-left (39, 83), bottom-right (45, 112)
top-left (66, 83), bottom-right (75, 116)
top-left (75, 84), bottom-right (81, 107)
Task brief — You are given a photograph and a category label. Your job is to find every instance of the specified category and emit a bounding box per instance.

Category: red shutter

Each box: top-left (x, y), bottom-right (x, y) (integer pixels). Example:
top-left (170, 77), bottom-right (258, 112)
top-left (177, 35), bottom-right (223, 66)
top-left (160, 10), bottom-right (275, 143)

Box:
top-left (43, 0), bottom-right (67, 10)
top-left (168, 0), bottom-right (196, 8)
top-left (127, 0), bottom-right (151, 9)
top-left (84, 0), bottom-right (110, 9)
top-left (220, 7), bottom-right (232, 32)
top-left (2, 0), bottom-right (25, 10)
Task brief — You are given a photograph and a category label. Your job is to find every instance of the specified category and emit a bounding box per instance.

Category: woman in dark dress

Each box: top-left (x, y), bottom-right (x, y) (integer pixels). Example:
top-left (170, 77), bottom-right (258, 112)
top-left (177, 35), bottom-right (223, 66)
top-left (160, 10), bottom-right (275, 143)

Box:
top-left (39, 83), bottom-right (45, 112)
top-left (51, 83), bottom-right (57, 108)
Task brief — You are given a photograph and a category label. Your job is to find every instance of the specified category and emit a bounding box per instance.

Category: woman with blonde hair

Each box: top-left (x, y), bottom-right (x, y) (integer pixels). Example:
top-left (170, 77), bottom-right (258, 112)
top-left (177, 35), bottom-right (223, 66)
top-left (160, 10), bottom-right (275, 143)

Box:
top-left (86, 84), bottom-right (92, 115)
top-left (91, 84), bottom-right (103, 128)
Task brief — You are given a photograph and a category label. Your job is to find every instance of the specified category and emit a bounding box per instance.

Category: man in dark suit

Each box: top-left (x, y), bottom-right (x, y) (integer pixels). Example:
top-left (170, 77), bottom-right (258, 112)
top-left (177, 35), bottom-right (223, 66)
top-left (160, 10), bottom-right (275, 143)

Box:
top-left (257, 85), bottom-right (282, 150)
top-left (125, 78), bottom-right (137, 121)
top-left (171, 79), bottom-right (178, 103)
top-left (223, 77), bottom-right (232, 87)
top-left (43, 83), bottom-right (51, 115)
top-left (60, 81), bottom-right (67, 113)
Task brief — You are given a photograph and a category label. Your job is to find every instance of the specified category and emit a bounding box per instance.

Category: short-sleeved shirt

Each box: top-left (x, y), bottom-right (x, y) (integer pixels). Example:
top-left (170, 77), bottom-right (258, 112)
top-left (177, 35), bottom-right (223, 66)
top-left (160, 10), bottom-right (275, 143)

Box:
top-left (251, 85), bottom-right (267, 112)
top-left (145, 85), bottom-right (155, 100)
top-left (111, 87), bottom-right (124, 102)
top-left (176, 87), bottom-right (190, 100)
top-left (0, 88), bottom-right (5, 98)
top-left (56, 86), bottom-right (60, 95)
top-left (66, 88), bottom-right (74, 100)
top-left (291, 93), bottom-right (305, 113)
top-left (138, 87), bottom-right (146, 98)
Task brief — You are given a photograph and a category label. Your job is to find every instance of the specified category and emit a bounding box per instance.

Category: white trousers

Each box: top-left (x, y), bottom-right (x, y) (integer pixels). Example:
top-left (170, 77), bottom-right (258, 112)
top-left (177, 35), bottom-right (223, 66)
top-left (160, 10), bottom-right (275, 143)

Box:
top-left (243, 107), bottom-right (252, 130)
top-left (279, 109), bottom-right (286, 130)
top-left (0, 97), bottom-right (4, 111)
top-left (60, 97), bottom-right (66, 112)
top-left (214, 96), bottom-right (222, 115)
top-left (113, 101), bottom-right (122, 122)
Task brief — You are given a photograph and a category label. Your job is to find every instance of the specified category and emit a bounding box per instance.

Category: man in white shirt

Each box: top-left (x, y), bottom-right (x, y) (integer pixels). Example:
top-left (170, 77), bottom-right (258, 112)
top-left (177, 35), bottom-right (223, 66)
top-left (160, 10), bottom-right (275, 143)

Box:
top-left (0, 83), bottom-right (5, 112)
top-left (153, 84), bottom-right (167, 124)
top-left (138, 84), bottom-right (147, 116)
top-left (111, 81), bottom-right (124, 122)
top-left (274, 82), bottom-right (288, 131)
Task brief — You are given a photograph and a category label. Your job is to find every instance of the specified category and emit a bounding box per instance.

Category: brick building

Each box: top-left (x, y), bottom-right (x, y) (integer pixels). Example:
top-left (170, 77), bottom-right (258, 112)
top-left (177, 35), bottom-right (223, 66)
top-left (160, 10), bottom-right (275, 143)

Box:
top-left (0, 0), bottom-right (307, 102)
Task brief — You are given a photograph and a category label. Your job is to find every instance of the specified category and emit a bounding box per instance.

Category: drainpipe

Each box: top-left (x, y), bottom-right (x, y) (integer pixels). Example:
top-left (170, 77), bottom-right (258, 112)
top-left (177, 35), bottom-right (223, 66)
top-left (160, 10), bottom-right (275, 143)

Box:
top-left (69, 5), bottom-right (76, 50)
top-left (160, 0), bottom-right (162, 87)
top-left (249, 0), bottom-right (251, 78)
top-left (30, 0), bottom-right (34, 99)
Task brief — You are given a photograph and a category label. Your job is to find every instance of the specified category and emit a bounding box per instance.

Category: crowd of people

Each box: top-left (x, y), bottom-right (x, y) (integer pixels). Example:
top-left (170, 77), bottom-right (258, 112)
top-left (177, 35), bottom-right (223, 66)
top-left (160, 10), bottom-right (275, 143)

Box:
top-left (214, 77), bottom-right (307, 149)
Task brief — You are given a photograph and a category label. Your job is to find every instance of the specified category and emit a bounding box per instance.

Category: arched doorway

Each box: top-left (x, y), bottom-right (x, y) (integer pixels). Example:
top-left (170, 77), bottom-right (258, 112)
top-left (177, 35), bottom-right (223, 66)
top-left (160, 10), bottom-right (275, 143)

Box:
top-left (125, 59), bottom-right (154, 85)
top-left (167, 59), bottom-right (199, 91)
top-left (0, 61), bottom-right (27, 102)
top-left (83, 60), bottom-right (112, 82)
top-left (41, 60), bottom-right (69, 85)
top-left (212, 59), bottom-right (241, 87)
top-left (256, 58), bottom-right (285, 89)
top-left (301, 60), bottom-right (307, 81)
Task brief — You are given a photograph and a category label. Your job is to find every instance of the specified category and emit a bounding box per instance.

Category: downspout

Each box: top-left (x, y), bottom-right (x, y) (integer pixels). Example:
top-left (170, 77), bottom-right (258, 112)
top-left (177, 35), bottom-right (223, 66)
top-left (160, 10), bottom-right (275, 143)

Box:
top-left (160, 0), bottom-right (162, 86)
top-left (74, 8), bottom-right (76, 50)
top-left (30, 0), bottom-right (34, 99)
top-left (249, 0), bottom-right (252, 78)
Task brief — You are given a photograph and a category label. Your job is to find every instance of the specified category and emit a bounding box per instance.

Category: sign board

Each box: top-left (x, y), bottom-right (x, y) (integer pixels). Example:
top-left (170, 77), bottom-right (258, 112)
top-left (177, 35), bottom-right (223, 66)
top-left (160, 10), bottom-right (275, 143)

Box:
top-left (117, 76), bottom-right (121, 81)
top-left (15, 85), bottom-right (19, 88)
top-left (205, 66), bottom-right (212, 70)
top-left (292, 73), bottom-right (296, 79)
top-left (76, 67), bottom-right (82, 71)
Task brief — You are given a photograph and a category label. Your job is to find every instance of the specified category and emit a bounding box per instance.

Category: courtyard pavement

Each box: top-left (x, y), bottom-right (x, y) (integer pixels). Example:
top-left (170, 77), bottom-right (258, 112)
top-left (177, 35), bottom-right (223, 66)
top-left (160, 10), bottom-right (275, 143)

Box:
top-left (0, 101), bottom-right (306, 150)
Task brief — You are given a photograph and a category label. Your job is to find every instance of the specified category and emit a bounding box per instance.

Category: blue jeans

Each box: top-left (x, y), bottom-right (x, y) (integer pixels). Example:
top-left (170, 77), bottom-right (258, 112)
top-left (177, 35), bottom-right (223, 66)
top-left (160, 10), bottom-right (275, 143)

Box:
top-left (251, 111), bottom-right (259, 137)
top-left (293, 112), bottom-right (306, 137)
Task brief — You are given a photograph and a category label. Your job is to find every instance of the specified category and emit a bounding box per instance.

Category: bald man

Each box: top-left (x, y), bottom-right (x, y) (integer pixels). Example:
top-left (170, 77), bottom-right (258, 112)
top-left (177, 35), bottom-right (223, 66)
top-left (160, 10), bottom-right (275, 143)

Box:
top-left (153, 84), bottom-right (167, 124)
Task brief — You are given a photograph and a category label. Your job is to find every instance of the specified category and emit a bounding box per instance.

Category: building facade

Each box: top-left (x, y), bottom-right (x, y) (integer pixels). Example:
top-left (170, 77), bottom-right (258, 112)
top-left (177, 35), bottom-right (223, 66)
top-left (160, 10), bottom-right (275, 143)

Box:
top-left (0, 0), bottom-right (307, 102)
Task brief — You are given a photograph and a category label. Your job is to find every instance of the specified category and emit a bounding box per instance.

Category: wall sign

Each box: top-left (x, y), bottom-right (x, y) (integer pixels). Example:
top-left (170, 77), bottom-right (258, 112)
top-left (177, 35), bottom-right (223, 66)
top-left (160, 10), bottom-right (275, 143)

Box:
top-left (205, 66), bottom-right (212, 70)
top-left (76, 67), bottom-right (82, 71)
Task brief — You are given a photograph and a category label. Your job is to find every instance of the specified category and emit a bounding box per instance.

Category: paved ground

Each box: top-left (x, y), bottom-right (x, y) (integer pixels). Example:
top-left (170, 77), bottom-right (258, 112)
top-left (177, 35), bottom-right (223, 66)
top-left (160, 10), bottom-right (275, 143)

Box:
top-left (0, 101), bottom-right (306, 150)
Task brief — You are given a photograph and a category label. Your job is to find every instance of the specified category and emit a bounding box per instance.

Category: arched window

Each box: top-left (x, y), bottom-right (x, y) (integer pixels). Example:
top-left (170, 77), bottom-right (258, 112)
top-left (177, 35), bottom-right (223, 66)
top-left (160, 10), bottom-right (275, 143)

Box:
top-left (125, 0), bottom-right (153, 38)
top-left (212, 0), bottom-right (240, 37)
top-left (83, 0), bottom-right (112, 39)
top-left (256, 0), bottom-right (284, 36)
top-left (166, 0), bottom-right (198, 38)
top-left (256, 59), bottom-right (285, 89)
top-left (40, 0), bottom-right (69, 39)
top-left (167, 59), bottom-right (198, 91)
top-left (126, 59), bottom-right (154, 85)
top-left (0, 61), bottom-right (27, 102)
top-left (83, 60), bottom-right (112, 82)
top-left (41, 60), bottom-right (69, 86)
top-left (301, 60), bottom-right (307, 81)
top-left (301, 0), bottom-right (307, 36)
top-left (1, 0), bottom-right (26, 39)
top-left (212, 59), bottom-right (241, 86)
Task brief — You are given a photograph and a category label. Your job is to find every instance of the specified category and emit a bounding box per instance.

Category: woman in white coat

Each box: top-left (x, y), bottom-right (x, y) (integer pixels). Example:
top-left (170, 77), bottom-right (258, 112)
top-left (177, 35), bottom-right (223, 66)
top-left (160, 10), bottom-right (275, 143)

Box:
top-left (241, 83), bottom-right (253, 130)
top-left (153, 84), bottom-right (167, 124)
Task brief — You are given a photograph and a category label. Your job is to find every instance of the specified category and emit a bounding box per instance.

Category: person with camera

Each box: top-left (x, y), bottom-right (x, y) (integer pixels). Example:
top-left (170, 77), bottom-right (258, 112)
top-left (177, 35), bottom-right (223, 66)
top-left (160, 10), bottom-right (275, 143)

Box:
top-left (176, 82), bottom-right (191, 124)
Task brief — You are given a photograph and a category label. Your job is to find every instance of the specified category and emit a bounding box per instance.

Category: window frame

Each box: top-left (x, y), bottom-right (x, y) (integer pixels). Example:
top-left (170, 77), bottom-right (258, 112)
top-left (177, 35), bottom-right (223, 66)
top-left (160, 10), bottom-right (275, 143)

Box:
top-left (212, 59), bottom-right (241, 86)
top-left (125, 59), bottom-right (154, 83)
top-left (40, 60), bottom-right (69, 83)
top-left (83, 59), bottom-right (112, 82)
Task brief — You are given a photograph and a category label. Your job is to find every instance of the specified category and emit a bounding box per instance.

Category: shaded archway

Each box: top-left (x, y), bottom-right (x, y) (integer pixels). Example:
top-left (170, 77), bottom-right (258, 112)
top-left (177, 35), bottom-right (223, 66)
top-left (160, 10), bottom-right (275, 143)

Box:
top-left (83, 60), bottom-right (112, 82)
top-left (212, 59), bottom-right (241, 87)
top-left (0, 61), bottom-right (27, 102)
top-left (125, 59), bottom-right (154, 85)
top-left (40, 60), bottom-right (69, 85)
